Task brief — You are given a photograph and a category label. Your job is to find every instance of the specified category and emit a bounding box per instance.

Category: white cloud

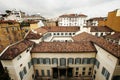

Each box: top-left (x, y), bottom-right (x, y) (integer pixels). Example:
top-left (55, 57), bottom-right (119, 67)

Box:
top-left (0, 0), bottom-right (120, 18)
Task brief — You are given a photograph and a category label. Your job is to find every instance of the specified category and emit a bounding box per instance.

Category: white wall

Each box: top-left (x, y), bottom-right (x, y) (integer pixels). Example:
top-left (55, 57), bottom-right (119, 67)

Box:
top-left (93, 44), bottom-right (118, 80)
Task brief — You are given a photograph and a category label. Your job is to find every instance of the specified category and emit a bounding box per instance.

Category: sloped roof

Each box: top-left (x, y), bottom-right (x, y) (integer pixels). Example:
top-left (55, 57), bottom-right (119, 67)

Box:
top-left (72, 32), bottom-right (120, 58)
top-left (59, 14), bottom-right (87, 18)
top-left (0, 40), bottom-right (34, 60)
top-left (31, 41), bottom-right (96, 53)
top-left (42, 26), bottom-right (80, 32)
top-left (25, 31), bottom-right (42, 39)
top-left (90, 26), bottom-right (113, 32)
top-left (105, 32), bottom-right (120, 40)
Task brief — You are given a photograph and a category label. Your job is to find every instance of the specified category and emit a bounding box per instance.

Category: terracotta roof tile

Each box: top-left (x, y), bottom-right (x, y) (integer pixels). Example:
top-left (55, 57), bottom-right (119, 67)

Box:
top-left (0, 20), bottom-right (19, 24)
top-left (0, 40), bottom-right (34, 60)
top-left (105, 32), bottom-right (120, 40)
top-left (25, 31), bottom-right (42, 39)
top-left (59, 14), bottom-right (87, 18)
top-left (90, 26), bottom-right (113, 32)
top-left (42, 26), bottom-right (80, 32)
top-left (72, 32), bottom-right (120, 58)
top-left (31, 42), bottom-right (96, 53)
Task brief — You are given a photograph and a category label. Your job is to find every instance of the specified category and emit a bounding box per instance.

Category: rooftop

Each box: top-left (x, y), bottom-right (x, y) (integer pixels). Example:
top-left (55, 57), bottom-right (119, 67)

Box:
top-left (59, 14), bottom-right (87, 18)
top-left (0, 40), bottom-right (34, 60)
top-left (25, 31), bottom-right (42, 40)
top-left (105, 32), bottom-right (120, 40)
top-left (90, 26), bottom-right (113, 32)
top-left (72, 32), bottom-right (120, 58)
top-left (42, 26), bottom-right (80, 32)
top-left (31, 41), bottom-right (96, 53)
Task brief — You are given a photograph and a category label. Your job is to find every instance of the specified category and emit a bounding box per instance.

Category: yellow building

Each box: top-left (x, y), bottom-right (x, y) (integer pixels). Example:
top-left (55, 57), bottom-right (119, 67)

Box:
top-left (0, 20), bottom-right (23, 53)
top-left (106, 9), bottom-right (120, 32)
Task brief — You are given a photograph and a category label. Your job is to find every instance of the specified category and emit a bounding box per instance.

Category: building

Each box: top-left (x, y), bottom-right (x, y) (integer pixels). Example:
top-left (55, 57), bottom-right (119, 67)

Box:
top-left (90, 26), bottom-right (114, 37)
top-left (0, 26), bottom-right (120, 80)
top-left (104, 32), bottom-right (120, 45)
top-left (58, 14), bottom-right (87, 27)
top-left (106, 9), bottom-right (120, 32)
top-left (3, 9), bottom-right (25, 22)
top-left (87, 17), bottom-right (107, 26)
top-left (0, 20), bottom-right (23, 53)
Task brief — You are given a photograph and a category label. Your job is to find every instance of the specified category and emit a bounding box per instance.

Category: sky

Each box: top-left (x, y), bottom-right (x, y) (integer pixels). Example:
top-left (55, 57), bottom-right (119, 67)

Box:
top-left (0, 0), bottom-right (120, 18)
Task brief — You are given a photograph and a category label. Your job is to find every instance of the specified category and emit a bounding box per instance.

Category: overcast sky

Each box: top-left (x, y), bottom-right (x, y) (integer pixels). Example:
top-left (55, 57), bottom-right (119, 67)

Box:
top-left (0, 0), bottom-right (120, 18)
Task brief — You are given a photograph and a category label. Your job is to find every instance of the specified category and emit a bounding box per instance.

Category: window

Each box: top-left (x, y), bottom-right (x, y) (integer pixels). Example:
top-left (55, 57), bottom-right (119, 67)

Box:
top-left (57, 33), bottom-right (59, 35)
top-left (90, 58), bottom-right (95, 64)
top-left (82, 58), bottom-right (90, 64)
top-left (76, 67), bottom-right (79, 71)
top-left (76, 72), bottom-right (78, 76)
top-left (47, 70), bottom-right (50, 77)
top-left (83, 67), bottom-right (86, 71)
top-left (23, 67), bottom-right (27, 74)
top-left (28, 62), bottom-right (32, 69)
top-left (61, 33), bottom-right (63, 35)
top-left (75, 58), bottom-right (81, 64)
top-left (69, 33), bottom-right (72, 35)
top-left (32, 58), bottom-right (37, 64)
top-left (38, 58), bottom-right (43, 64)
top-left (95, 33), bottom-right (98, 36)
top-left (36, 69), bottom-right (39, 76)
top-left (88, 72), bottom-right (91, 75)
top-left (60, 58), bottom-right (66, 66)
top-left (52, 58), bottom-right (58, 64)
top-left (19, 71), bottom-right (23, 80)
top-left (102, 67), bottom-right (110, 80)
top-left (45, 58), bottom-right (50, 64)
top-left (95, 59), bottom-right (100, 68)
top-left (82, 72), bottom-right (85, 75)
top-left (89, 67), bottom-right (92, 71)
top-left (41, 70), bottom-right (45, 76)
top-left (68, 58), bottom-right (74, 64)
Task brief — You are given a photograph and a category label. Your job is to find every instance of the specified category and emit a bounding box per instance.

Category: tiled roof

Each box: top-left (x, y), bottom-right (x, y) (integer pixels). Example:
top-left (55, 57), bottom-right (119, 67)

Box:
top-left (90, 26), bottom-right (113, 32)
top-left (25, 31), bottom-right (42, 39)
top-left (105, 32), bottom-right (120, 40)
top-left (42, 26), bottom-right (80, 32)
top-left (59, 14), bottom-right (87, 18)
top-left (31, 41), bottom-right (96, 53)
top-left (0, 20), bottom-right (19, 24)
top-left (0, 40), bottom-right (34, 60)
top-left (72, 32), bottom-right (120, 58)
top-left (87, 17), bottom-right (106, 21)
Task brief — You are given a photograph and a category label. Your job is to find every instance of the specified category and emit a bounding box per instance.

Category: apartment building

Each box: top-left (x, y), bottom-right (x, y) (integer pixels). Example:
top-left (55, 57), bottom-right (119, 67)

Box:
top-left (0, 26), bottom-right (120, 80)
top-left (58, 14), bottom-right (87, 27)
top-left (3, 9), bottom-right (25, 22)
top-left (0, 20), bottom-right (23, 53)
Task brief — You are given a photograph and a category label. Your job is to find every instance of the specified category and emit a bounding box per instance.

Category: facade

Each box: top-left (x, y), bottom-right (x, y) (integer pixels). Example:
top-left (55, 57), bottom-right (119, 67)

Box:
top-left (104, 32), bottom-right (120, 45)
top-left (87, 17), bottom-right (106, 26)
top-left (90, 26), bottom-right (114, 37)
top-left (0, 27), bottom-right (120, 80)
top-left (0, 20), bottom-right (23, 53)
top-left (106, 9), bottom-right (120, 32)
top-left (58, 14), bottom-right (87, 27)
top-left (3, 9), bottom-right (25, 22)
